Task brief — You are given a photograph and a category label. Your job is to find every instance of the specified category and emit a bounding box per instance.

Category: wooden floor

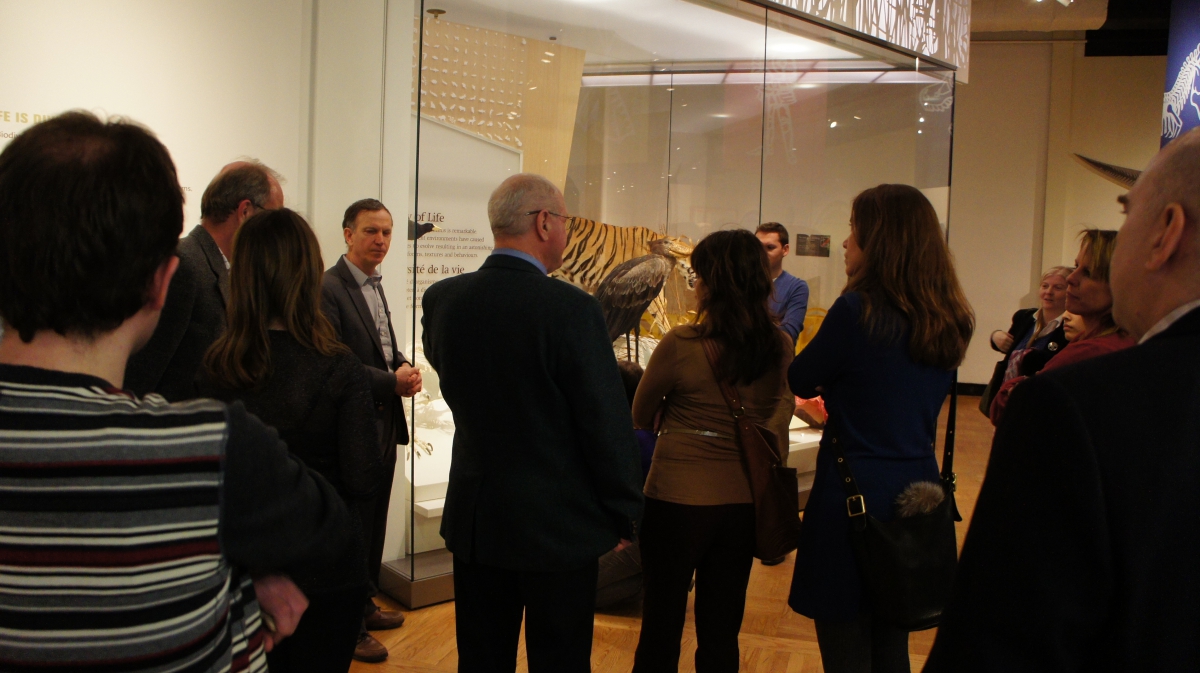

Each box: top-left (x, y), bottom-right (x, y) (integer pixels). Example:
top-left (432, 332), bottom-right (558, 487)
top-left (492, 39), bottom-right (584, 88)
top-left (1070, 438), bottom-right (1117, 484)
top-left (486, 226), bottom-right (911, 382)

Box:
top-left (352, 397), bottom-right (995, 673)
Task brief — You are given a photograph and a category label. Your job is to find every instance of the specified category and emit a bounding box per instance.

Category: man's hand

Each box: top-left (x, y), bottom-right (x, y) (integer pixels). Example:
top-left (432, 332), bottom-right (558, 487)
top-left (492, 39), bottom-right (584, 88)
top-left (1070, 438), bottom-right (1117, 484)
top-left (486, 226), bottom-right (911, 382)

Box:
top-left (253, 574), bottom-right (308, 653)
top-left (394, 363), bottom-right (423, 397)
top-left (613, 538), bottom-right (633, 553)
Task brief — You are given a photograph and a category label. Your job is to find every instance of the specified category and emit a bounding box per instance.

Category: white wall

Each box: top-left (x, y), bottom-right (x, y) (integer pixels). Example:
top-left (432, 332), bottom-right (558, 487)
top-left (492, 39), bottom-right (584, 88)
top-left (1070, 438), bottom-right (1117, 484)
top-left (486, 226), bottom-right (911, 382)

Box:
top-left (949, 43), bottom-right (1053, 384)
top-left (0, 0), bottom-right (423, 565)
top-left (949, 41), bottom-right (1166, 384)
top-left (0, 0), bottom-right (311, 225)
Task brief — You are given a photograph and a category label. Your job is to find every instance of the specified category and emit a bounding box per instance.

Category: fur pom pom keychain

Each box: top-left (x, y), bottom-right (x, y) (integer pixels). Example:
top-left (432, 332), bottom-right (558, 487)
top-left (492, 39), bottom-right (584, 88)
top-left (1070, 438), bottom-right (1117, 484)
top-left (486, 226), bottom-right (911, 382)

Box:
top-left (895, 481), bottom-right (946, 518)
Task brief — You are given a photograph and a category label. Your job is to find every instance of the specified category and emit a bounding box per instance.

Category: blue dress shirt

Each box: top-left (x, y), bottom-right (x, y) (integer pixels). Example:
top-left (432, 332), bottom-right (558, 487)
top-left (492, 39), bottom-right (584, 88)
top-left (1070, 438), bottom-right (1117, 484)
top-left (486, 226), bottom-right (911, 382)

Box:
top-left (770, 270), bottom-right (810, 345)
top-left (491, 248), bottom-right (548, 275)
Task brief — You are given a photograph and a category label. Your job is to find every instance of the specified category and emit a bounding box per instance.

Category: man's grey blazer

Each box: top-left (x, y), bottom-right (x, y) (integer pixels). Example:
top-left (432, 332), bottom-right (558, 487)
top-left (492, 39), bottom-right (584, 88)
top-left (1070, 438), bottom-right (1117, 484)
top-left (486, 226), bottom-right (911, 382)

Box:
top-left (321, 256), bottom-right (410, 453)
top-left (125, 225), bottom-right (228, 402)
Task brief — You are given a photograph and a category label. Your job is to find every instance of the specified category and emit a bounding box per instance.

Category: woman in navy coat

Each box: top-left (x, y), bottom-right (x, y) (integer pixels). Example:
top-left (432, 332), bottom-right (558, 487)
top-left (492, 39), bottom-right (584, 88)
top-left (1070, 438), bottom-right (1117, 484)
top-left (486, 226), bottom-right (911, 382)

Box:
top-left (787, 185), bottom-right (975, 672)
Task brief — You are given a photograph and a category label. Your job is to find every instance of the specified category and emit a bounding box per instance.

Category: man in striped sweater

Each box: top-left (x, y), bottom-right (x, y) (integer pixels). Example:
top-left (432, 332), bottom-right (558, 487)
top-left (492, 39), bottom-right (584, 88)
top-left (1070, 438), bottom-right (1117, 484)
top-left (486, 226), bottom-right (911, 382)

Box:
top-left (0, 112), bottom-right (351, 671)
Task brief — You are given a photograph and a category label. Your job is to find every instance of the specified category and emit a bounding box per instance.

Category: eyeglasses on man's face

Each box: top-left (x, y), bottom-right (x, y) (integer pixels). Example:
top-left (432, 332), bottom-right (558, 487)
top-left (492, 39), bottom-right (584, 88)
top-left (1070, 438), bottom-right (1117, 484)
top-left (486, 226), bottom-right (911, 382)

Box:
top-left (523, 208), bottom-right (573, 232)
top-left (525, 209), bottom-right (570, 221)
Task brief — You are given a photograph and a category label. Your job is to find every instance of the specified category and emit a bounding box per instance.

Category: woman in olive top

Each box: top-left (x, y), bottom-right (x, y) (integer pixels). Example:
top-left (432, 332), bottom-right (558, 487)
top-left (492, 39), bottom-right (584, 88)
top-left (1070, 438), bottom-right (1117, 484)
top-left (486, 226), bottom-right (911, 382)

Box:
top-left (199, 208), bottom-right (382, 673)
top-left (631, 229), bottom-right (793, 673)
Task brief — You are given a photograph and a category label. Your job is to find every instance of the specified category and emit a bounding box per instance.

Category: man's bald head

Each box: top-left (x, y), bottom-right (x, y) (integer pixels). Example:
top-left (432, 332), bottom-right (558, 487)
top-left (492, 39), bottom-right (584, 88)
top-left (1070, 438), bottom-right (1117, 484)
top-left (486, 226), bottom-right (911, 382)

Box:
top-left (488, 173), bottom-right (562, 238)
top-left (1139, 130), bottom-right (1200, 224)
top-left (1111, 128), bottom-right (1200, 339)
top-left (199, 159), bottom-right (284, 225)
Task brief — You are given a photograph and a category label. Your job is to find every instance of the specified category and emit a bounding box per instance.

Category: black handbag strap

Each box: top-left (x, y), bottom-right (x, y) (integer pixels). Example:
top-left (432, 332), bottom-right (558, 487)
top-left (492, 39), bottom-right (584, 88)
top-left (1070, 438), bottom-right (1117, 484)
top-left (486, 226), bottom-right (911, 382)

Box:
top-left (698, 339), bottom-right (781, 465)
top-left (828, 373), bottom-right (958, 525)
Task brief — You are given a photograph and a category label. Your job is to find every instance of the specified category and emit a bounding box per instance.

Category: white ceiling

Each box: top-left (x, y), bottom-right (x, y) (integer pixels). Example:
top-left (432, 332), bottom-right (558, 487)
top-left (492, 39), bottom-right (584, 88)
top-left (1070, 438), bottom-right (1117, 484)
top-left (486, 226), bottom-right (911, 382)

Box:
top-left (421, 0), bottom-right (865, 66)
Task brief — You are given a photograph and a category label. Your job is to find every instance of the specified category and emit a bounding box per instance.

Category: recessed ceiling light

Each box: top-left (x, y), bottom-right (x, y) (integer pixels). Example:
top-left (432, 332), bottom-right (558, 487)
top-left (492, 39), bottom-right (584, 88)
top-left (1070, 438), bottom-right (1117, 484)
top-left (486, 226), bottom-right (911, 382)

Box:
top-left (797, 84), bottom-right (818, 89)
top-left (854, 115), bottom-right (862, 120)
top-left (829, 121), bottom-right (837, 128)
top-left (544, 51), bottom-right (555, 56)
top-left (712, 113), bottom-right (731, 118)
top-left (919, 117), bottom-right (925, 122)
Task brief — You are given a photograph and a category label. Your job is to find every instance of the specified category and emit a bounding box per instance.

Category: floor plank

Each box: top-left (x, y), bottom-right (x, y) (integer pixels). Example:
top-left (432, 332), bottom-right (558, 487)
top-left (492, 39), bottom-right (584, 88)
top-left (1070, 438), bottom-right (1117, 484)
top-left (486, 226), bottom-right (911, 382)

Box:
top-left (353, 396), bottom-right (993, 672)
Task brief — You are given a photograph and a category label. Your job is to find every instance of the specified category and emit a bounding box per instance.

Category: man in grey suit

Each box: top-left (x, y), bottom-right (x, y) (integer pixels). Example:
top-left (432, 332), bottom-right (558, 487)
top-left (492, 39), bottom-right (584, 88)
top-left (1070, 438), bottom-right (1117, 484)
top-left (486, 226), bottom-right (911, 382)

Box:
top-left (124, 160), bottom-right (283, 400)
top-left (321, 198), bottom-right (421, 663)
top-left (422, 174), bottom-right (643, 672)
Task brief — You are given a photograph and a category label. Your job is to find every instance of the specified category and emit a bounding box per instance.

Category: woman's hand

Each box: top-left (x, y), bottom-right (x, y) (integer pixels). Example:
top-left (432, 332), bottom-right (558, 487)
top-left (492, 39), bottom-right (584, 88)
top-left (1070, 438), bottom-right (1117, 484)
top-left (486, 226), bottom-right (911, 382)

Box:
top-left (991, 330), bottom-right (1014, 353)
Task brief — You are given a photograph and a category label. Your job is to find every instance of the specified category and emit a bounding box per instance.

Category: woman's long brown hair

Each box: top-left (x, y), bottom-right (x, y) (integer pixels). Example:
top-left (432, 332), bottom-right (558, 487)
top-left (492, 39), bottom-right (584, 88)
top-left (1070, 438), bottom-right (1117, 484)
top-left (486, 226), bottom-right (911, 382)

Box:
top-left (845, 184), bottom-right (975, 370)
top-left (689, 229), bottom-right (785, 385)
top-left (204, 208), bottom-right (347, 389)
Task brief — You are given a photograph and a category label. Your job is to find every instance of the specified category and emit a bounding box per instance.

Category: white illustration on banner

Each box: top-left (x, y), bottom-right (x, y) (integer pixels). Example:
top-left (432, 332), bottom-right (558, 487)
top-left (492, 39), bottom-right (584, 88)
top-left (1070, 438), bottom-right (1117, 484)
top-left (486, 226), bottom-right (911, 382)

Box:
top-left (1163, 43), bottom-right (1200, 142)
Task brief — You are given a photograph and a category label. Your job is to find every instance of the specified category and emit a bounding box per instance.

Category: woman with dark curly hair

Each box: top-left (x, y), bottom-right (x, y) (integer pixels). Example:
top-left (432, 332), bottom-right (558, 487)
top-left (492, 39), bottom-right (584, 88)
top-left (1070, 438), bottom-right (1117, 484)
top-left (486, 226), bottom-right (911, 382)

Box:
top-left (787, 185), bottom-right (975, 673)
top-left (631, 228), bottom-right (794, 673)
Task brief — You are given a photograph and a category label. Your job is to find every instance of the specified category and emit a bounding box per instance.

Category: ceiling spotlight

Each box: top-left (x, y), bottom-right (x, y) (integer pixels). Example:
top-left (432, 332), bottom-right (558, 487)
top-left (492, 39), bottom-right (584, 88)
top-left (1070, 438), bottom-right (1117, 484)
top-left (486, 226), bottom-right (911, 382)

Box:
top-left (919, 117), bottom-right (925, 122)
top-left (544, 51), bottom-right (555, 56)
top-left (853, 115), bottom-right (862, 120)
top-left (426, 8), bottom-right (446, 18)
top-left (541, 59), bottom-right (551, 63)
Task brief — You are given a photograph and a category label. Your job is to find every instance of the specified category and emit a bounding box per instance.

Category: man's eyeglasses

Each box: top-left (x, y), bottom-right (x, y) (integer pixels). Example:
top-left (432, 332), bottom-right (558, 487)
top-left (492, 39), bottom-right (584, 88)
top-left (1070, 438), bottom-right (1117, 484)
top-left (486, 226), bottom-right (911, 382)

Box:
top-left (523, 209), bottom-right (573, 230)
top-left (525, 209), bottom-right (570, 221)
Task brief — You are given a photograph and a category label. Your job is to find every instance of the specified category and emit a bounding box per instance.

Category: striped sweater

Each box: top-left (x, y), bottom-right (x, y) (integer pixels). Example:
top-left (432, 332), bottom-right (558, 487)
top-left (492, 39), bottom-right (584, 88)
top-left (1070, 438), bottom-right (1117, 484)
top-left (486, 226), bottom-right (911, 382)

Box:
top-left (0, 364), bottom-right (348, 671)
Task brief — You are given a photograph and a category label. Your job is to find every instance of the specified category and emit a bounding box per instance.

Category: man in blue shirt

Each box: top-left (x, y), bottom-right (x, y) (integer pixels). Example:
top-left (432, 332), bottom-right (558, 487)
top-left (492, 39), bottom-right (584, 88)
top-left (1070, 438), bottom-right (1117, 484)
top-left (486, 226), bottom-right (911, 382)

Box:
top-left (756, 222), bottom-right (810, 347)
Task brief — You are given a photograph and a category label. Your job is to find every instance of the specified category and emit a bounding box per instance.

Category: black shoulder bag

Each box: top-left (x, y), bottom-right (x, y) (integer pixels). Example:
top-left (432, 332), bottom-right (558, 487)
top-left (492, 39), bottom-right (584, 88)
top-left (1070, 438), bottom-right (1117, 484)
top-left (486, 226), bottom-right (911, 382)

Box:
top-left (829, 388), bottom-right (960, 631)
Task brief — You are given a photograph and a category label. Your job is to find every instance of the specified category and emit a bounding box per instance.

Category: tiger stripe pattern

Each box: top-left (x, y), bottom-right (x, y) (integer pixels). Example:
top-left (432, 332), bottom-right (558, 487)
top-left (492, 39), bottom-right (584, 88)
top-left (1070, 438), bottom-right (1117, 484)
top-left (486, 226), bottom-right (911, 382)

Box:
top-left (552, 217), bottom-right (664, 294)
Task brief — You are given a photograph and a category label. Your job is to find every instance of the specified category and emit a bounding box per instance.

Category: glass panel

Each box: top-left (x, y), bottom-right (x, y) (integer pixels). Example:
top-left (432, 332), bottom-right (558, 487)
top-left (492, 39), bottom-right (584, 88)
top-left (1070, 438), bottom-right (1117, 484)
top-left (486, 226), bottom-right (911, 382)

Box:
top-left (760, 9), bottom-right (955, 325)
top-left (392, 0), bottom-right (957, 590)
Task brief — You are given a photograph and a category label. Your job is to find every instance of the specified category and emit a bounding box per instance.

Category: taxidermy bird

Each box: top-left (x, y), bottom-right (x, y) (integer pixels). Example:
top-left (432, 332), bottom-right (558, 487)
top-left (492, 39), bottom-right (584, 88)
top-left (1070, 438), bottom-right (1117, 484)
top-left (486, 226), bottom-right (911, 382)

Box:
top-left (595, 237), bottom-right (692, 361)
top-left (408, 219), bottom-right (443, 240)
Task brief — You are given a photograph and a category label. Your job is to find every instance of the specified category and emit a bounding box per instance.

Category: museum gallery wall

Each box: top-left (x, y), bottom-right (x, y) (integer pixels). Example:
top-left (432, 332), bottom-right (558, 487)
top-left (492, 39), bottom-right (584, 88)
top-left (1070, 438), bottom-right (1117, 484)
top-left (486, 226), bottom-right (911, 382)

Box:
top-left (0, 0), bottom-right (956, 606)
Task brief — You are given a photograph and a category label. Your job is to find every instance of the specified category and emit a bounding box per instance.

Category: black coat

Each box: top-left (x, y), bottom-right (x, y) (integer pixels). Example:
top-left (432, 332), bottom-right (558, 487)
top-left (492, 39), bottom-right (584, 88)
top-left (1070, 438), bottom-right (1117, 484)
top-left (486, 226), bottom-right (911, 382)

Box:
top-left (926, 306), bottom-right (1200, 672)
top-left (321, 256), bottom-right (410, 451)
top-left (982, 308), bottom-right (1068, 407)
top-left (421, 254), bottom-right (644, 571)
top-left (125, 226), bottom-right (228, 402)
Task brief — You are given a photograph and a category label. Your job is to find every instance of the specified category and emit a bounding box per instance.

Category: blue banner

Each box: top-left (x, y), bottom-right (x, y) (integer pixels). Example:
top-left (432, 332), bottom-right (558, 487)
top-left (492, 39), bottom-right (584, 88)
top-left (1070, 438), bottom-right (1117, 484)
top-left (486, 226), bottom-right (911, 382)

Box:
top-left (1163, 0), bottom-right (1200, 146)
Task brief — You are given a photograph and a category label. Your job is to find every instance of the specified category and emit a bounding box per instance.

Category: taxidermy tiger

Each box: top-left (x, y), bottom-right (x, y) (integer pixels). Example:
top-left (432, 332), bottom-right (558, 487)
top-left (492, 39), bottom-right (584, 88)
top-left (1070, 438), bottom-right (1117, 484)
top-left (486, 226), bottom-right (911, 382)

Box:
top-left (552, 216), bottom-right (695, 336)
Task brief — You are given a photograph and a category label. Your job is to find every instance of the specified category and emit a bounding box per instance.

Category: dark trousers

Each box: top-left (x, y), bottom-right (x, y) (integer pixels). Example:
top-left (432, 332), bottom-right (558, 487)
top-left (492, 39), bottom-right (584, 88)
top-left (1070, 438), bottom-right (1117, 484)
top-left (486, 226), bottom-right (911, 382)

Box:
top-left (633, 497), bottom-right (756, 673)
top-left (453, 555), bottom-right (599, 673)
top-left (813, 612), bottom-right (910, 673)
top-left (265, 584), bottom-right (366, 673)
top-left (357, 451), bottom-right (396, 609)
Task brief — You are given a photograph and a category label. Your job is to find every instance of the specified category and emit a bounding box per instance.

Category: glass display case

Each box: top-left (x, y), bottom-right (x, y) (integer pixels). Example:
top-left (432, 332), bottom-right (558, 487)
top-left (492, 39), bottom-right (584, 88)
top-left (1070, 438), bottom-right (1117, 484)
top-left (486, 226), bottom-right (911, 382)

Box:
top-left (381, 0), bottom-right (955, 608)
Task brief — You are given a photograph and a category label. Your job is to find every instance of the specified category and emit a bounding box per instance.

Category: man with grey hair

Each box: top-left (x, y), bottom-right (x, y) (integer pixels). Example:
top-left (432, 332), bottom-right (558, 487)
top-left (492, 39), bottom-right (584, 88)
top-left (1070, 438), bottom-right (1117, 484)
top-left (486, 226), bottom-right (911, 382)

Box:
top-left (422, 173), bottom-right (643, 672)
top-left (125, 160), bottom-right (283, 400)
top-left (926, 128), bottom-right (1200, 670)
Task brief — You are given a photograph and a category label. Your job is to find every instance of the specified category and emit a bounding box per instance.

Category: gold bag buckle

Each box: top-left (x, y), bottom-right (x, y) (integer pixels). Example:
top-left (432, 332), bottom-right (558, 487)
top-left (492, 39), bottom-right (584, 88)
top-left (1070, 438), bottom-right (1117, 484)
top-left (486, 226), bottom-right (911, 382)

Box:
top-left (846, 494), bottom-right (866, 518)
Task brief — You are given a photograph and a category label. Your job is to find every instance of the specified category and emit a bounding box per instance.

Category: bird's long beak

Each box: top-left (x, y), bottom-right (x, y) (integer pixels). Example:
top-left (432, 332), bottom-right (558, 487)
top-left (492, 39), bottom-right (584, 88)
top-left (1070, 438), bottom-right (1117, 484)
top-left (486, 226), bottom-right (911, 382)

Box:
top-left (430, 224), bottom-right (443, 232)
